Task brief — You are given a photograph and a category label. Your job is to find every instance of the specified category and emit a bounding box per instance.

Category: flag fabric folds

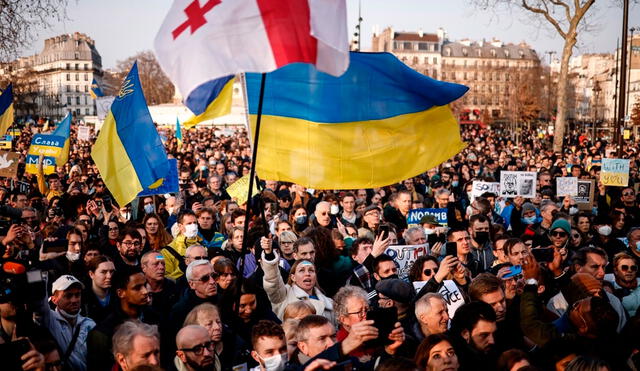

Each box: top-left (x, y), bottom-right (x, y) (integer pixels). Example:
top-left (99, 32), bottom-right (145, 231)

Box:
top-left (154, 0), bottom-right (349, 127)
top-left (0, 84), bottom-right (14, 137)
top-left (52, 113), bottom-right (71, 165)
top-left (91, 62), bottom-right (169, 207)
top-left (175, 117), bottom-right (183, 148)
top-left (244, 52), bottom-right (469, 190)
top-left (90, 78), bottom-right (104, 99)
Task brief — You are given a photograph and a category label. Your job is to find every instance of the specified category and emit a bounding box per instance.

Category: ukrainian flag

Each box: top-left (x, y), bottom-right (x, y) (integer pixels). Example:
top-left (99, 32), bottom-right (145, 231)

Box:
top-left (52, 113), bottom-right (71, 165)
top-left (245, 52), bottom-right (468, 190)
top-left (182, 75), bottom-right (234, 129)
top-left (175, 117), bottom-right (183, 149)
top-left (0, 84), bottom-right (14, 137)
top-left (90, 78), bottom-right (104, 99)
top-left (92, 62), bottom-right (169, 207)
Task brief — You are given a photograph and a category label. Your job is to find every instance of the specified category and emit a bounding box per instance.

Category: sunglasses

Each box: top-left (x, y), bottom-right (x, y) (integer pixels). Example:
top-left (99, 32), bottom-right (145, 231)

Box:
top-left (423, 268), bottom-right (434, 276)
top-left (621, 265), bottom-right (638, 272)
top-left (550, 231), bottom-right (568, 238)
top-left (571, 234), bottom-right (580, 239)
top-left (190, 256), bottom-right (208, 261)
top-left (197, 273), bottom-right (218, 283)
top-left (623, 192), bottom-right (635, 196)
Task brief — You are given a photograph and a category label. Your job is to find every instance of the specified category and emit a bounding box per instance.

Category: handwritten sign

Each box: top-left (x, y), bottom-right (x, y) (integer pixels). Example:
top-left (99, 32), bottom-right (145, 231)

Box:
top-left (407, 208), bottom-right (448, 227)
top-left (226, 174), bottom-right (260, 206)
top-left (556, 177), bottom-right (578, 197)
top-left (500, 171), bottom-right (537, 198)
top-left (77, 126), bottom-right (90, 141)
top-left (601, 159), bottom-right (630, 186)
top-left (471, 181), bottom-right (500, 201)
top-left (384, 244), bottom-right (428, 280)
top-left (0, 151), bottom-right (19, 178)
top-left (25, 134), bottom-right (65, 175)
top-left (438, 280), bottom-right (466, 318)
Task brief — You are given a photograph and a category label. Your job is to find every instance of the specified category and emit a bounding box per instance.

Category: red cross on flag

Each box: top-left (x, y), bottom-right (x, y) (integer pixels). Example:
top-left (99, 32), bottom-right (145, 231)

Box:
top-left (154, 0), bottom-right (349, 100)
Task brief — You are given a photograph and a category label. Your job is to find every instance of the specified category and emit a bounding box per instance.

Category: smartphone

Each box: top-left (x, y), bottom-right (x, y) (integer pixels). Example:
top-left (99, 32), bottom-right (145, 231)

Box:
top-left (445, 241), bottom-right (458, 257)
top-left (0, 339), bottom-right (31, 370)
top-left (43, 239), bottom-right (68, 253)
top-left (427, 233), bottom-right (445, 246)
top-left (502, 265), bottom-right (523, 279)
top-left (365, 307), bottom-right (397, 347)
top-left (378, 225), bottom-right (390, 240)
top-left (531, 247), bottom-right (555, 263)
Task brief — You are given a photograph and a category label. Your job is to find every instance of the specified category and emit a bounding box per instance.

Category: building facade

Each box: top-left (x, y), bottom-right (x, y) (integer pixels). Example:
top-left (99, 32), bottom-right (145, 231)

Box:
top-left (1, 32), bottom-right (102, 119)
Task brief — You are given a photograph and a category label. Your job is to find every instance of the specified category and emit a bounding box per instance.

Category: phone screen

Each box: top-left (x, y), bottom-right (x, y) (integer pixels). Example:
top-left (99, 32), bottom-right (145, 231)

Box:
top-left (445, 241), bottom-right (458, 257)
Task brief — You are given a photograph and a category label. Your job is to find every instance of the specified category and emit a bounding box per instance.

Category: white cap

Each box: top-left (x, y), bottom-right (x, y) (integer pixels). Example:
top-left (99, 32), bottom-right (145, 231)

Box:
top-left (52, 275), bottom-right (84, 293)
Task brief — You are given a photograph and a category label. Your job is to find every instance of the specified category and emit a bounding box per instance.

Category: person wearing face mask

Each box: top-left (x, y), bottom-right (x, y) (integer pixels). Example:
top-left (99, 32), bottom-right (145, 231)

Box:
top-left (469, 215), bottom-right (494, 273)
top-left (35, 275), bottom-right (96, 371)
top-left (509, 197), bottom-right (540, 238)
top-left (162, 210), bottom-right (204, 280)
top-left (250, 321), bottom-right (288, 371)
top-left (593, 219), bottom-right (626, 268)
top-left (40, 228), bottom-right (86, 283)
top-left (289, 205), bottom-right (308, 235)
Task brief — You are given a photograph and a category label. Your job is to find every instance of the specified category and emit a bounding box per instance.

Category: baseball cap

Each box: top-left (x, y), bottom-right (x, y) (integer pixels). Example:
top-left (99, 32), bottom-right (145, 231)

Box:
top-left (52, 275), bottom-right (84, 293)
top-left (419, 214), bottom-right (440, 226)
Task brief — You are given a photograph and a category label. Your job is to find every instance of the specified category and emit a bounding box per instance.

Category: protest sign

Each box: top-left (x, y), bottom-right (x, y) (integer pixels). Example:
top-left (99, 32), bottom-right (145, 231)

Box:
top-left (601, 159), bottom-right (630, 186)
top-left (0, 151), bottom-right (19, 178)
top-left (500, 171), bottom-right (536, 198)
top-left (25, 134), bottom-right (65, 175)
top-left (407, 208), bottom-right (448, 227)
top-left (438, 280), bottom-right (466, 318)
top-left (77, 126), bottom-right (90, 141)
top-left (471, 181), bottom-right (500, 201)
top-left (575, 180), bottom-right (595, 210)
top-left (0, 138), bottom-right (11, 149)
top-left (385, 244), bottom-right (428, 279)
top-left (226, 174), bottom-right (260, 205)
top-left (413, 281), bottom-right (428, 293)
top-left (556, 177), bottom-right (578, 197)
top-left (138, 159), bottom-right (179, 196)
top-left (96, 96), bottom-right (115, 121)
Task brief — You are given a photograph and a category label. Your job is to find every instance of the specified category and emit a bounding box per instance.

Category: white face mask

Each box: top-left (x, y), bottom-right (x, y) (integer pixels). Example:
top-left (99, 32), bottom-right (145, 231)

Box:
top-left (330, 205), bottom-right (340, 215)
top-left (66, 251), bottom-right (80, 262)
top-left (260, 353), bottom-right (287, 371)
top-left (184, 223), bottom-right (199, 238)
top-left (598, 225), bottom-right (612, 236)
top-left (569, 207), bottom-right (578, 215)
top-left (424, 228), bottom-right (435, 235)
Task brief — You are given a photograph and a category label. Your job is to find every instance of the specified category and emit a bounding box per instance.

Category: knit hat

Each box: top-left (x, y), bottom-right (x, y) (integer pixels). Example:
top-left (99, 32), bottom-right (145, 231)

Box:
top-left (550, 219), bottom-right (571, 234)
top-left (375, 279), bottom-right (415, 304)
top-left (522, 203), bottom-right (536, 214)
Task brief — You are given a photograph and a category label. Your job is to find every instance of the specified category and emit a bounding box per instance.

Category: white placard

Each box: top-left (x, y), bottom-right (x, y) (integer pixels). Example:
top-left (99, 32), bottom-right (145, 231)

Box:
top-left (384, 244), bottom-right (428, 280)
top-left (471, 181), bottom-right (500, 201)
top-left (556, 177), bottom-right (578, 197)
top-left (500, 171), bottom-right (537, 198)
top-left (77, 126), bottom-right (90, 141)
top-left (413, 281), bottom-right (428, 293)
top-left (438, 280), bottom-right (466, 318)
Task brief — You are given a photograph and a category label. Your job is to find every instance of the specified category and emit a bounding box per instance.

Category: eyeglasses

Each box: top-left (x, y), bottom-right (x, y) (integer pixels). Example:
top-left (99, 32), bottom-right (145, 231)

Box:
top-left (571, 234), bottom-right (580, 239)
top-left (122, 240), bottom-right (142, 247)
top-left (179, 340), bottom-right (215, 356)
top-left (550, 231), bottom-right (568, 238)
top-left (347, 308), bottom-right (369, 318)
top-left (623, 192), bottom-right (635, 196)
top-left (189, 256), bottom-right (208, 261)
top-left (621, 265), bottom-right (638, 272)
top-left (423, 268), bottom-right (434, 276)
top-left (109, 227), bottom-right (119, 231)
top-left (196, 273), bottom-right (218, 283)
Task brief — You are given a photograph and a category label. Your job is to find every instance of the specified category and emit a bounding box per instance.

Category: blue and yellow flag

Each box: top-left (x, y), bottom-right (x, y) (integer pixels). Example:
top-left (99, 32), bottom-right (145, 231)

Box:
top-left (90, 78), bottom-right (104, 99)
top-left (0, 84), bottom-right (14, 137)
top-left (245, 52), bottom-right (468, 189)
top-left (52, 113), bottom-right (71, 165)
top-left (91, 62), bottom-right (169, 207)
top-left (175, 117), bottom-right (183, 149)
top-left (182, 76), bottom-right (234, 129)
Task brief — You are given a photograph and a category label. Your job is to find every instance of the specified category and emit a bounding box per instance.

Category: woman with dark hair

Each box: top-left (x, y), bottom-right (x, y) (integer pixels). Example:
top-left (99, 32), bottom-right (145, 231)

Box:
top-left (302, 227), bottom-right (352, 297)
top-left (497, 349), bottom-right (532, 371)
top-left (213, 257), bottom-right (238, 292)
top-left (409, 255), bottom-right (440, 283)
top-left (610, 210), bottom-right (627, 239)
top-left (289, 204), bottom-right (308, 234)
top-left (414, 334), bottom-right (460, 371)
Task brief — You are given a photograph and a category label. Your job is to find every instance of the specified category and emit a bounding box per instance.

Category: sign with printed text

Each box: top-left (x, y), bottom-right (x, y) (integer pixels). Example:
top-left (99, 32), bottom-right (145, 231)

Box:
top-left (556, 177), bottom-right (578, 197)
top-left (500, 171), bottom-right (537, 198)
top-left (77, 126), bottom-right (90, 141)
top-left (138, 159), bottom-right (179, 196)
top-left (438, 280), bottom-right (466, 318)
top-left (226, 174), bottom-right (260, 205)
top-left (385, 244), bottom-right (428, 280)
top-left (25, 134), bottom-right (65, 175)
top-left (575, 180), bottom-right (595, 210)
top-left (407, 208), bottom-right (448, 227)
top-left (601, 159), bottom-right (630, 186)
top-left (0, 140), bottom-right (11, 149)
top-left (471, 181), bottom-right (500, 201)
top-left (0, 151), bottom-right (19, 178)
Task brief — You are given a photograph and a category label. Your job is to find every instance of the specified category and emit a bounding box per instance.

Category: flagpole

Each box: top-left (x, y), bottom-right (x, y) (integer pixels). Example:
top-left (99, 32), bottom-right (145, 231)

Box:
top-left (235, 73), bottom-right (266, 315)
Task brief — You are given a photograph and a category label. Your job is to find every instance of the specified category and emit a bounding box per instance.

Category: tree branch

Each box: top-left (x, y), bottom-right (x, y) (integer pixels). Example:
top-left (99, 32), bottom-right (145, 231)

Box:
top-left (521, 0), bottom-right (568, 39)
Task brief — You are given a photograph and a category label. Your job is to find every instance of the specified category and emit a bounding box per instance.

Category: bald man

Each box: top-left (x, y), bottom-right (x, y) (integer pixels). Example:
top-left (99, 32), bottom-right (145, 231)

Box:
top-left (175, 325), bottom-right (221, 371)
top-left (314, 201), bottom-right (332, 228)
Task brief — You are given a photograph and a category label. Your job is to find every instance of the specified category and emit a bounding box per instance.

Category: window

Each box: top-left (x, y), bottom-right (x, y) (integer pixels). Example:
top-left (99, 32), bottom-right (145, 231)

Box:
top-left (66, 74), bottom-right (70, 81)
top-left (442, 72), bottom-right (447, 80)
top-left (75, 73), bottom-right (79, 81)
top-left (66, 63), bottom-right (70, 70)
top-left (434, 44), bottom-right (439, 51)
top-left (75, 85), bottom-right (80, 92)
top-left (67, 97), bottom-right (72, 105)
top-left (403, 42), bottom-right (412, 50)
top-left (84, 63), bottom-right (88, 70)
top-left (413, 56), bottom-right (419, 64)
top-left (75, 63), bottom-right (79, 70)
top-left (76, 96), bottom-right (80, 105)
top-left (85, 96), bottom-right (88, 104)
top-left (74, 52), bottom-right (79, 59)
top-left (433, 57), bottom-right (437, 64)
top-left (432, 70), bottom-right (437, 79)
top-left (463, 72), bottom-right (468, 80)
top-left (85, 108), bottom-right (90, 115)
top-left (393, 41), bottom-right (398, 49)
top-left (418, 42), bottom-right (428, 50)
top-left (76, 108), bottom-right (81, 115)
top-left (424, 57), bottom-right (429, 65)
top-left (66, 85), bottom-right (71, 92)
top-left (84, 85), bottom-right (89, 92)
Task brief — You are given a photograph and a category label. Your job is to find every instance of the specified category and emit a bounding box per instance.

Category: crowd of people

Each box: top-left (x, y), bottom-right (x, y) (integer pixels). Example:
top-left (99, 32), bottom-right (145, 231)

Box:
top-left (1, 121), bottom-right (640, 371)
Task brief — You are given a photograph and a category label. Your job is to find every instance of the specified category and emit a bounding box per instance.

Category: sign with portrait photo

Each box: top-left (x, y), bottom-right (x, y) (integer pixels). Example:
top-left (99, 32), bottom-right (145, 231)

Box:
top-left (499, 171), bottom-right (537, 198)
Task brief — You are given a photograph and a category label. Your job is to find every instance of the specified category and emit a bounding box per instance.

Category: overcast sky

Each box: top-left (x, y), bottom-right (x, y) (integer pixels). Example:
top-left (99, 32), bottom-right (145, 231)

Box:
top-left (21, 0), bottom-right (637, 69)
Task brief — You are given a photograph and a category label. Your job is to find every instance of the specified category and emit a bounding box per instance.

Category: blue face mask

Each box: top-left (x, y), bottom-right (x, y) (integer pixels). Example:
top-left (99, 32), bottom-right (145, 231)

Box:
top-left (522, 216), bottom-right (537, 225)
top-left (144, 204), bottom-right (155, 214)
top-left (451, 181), bottom-right (459, 187)
top-left (296, 215), bottom-right (307, 225)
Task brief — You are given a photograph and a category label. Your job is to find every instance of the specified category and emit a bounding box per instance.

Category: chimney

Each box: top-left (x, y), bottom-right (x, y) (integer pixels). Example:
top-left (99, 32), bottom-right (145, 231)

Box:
top-left (418, 28), bottom-right (424, 38)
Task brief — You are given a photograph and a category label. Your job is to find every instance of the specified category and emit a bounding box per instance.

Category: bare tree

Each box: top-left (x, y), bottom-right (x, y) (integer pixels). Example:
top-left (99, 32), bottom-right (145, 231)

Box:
top-left (112, 51), bottom-right (175, 105)
top-left (471, 0), bottom-right (596, 152)
top-left (0, 64), bottom-right (39, 116)
top-left (0, 0), bottom-right (69, 62)
top-left (631, 96), bottom-right (640, 127)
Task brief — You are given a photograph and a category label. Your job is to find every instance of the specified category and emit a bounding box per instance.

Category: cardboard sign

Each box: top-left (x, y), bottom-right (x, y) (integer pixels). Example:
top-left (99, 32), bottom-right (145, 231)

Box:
top-left (575, 180), bottom-right (595, 210)
top-left (407, 208), bottom-right (448, 227)
top-left (500, 171), bottom-right (537, 198)
top-left (438, 280), bottom-right (466, 318)
top-left (471, 181), bottom-right (500, 201)
top-left (226, 174), bottom-right (260, 205)
top-left (556, 177), bottom-right (578, 197)
top-left (601, 159), bottom-right (630, 187)
top-left (138, 159), bottom-right (179, 196)
top-left (77, 126), bottom-right (90, 141)
top-left (384, 244), bottom-right (428, 280)
top-left (25, 134), bottom-right (65, 175)
top-left (0, 151), bottom-right (19, 178)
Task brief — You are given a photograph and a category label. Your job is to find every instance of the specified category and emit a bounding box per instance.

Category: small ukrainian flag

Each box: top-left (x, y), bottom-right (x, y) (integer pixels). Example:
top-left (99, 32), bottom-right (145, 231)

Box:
top-left (90, 78), bottom-right (104, 99)
top-left (0, 84), bottom-right (14, 136)
top-left (175, 117), bottom-right (183, 149)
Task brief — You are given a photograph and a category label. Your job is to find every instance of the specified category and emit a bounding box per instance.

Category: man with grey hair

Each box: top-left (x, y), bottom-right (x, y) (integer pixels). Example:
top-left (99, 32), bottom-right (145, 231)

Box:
top-left (314, 201), bottom-right (332, 228)
top-left (412, 293), bottom-right (449, 341)
top-left (112, 320), bottom-right (161, 371)
top-left (170, 260), bottom-right (218, 334)
top-left (175, 325), bottom-right (221, 371)
top-left (176, 245), bottom-right (208, 295)
top-left (403, 226), bottom-right (427, 246)
top-left (141, 251), bottom-right (179, 313)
